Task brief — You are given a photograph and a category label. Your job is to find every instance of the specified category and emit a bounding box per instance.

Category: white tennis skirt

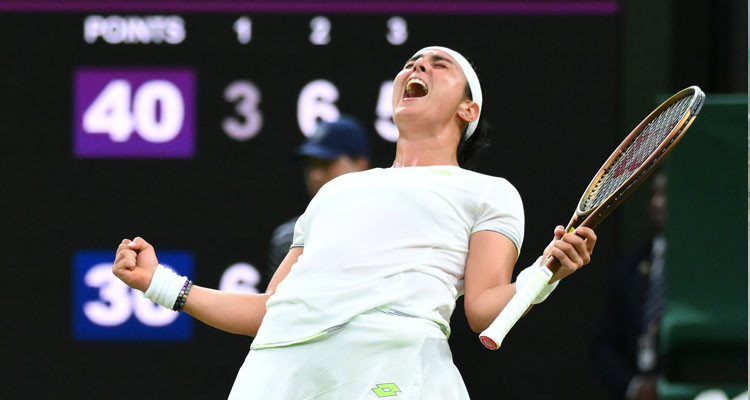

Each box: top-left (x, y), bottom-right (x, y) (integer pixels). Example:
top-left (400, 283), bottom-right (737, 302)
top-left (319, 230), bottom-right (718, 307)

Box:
top-left (227, 309), bottom-right (470, 399)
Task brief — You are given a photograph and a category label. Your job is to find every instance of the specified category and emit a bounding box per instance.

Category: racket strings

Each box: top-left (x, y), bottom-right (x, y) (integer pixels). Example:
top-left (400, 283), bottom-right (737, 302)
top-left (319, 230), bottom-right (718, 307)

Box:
top-left (581, 95), bottom-right (693, 211)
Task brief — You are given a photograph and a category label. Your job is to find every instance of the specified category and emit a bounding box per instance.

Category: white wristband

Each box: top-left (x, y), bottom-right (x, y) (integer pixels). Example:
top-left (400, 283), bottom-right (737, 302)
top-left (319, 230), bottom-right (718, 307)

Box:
top-left (516, 256), bottom-right (559, 304)
top-left (143, 264), bottom-right (188, 309)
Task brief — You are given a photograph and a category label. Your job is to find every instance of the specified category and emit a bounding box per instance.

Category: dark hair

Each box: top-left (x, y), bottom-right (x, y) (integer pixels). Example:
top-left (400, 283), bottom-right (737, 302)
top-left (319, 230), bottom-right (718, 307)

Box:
top-left (457, 84), bottom-right (490, 169)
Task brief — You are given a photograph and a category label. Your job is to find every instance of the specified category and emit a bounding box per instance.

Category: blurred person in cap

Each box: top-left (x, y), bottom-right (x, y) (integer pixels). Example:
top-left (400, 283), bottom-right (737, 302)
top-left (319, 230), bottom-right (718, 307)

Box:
top-left (592, 171), bottom-right (666, 400)
top-left (267, 116), bottom-right (371, 278)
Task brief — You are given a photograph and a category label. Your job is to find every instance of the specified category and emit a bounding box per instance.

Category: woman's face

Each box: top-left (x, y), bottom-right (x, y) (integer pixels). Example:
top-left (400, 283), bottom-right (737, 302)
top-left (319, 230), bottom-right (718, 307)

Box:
top-left (391, 49), bottom-right (469, 134)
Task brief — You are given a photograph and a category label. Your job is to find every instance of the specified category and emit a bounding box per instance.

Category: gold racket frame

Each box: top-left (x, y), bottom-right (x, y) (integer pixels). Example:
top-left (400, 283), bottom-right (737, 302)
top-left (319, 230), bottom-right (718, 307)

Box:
top-left (566, 86), bottom-right (705, 233)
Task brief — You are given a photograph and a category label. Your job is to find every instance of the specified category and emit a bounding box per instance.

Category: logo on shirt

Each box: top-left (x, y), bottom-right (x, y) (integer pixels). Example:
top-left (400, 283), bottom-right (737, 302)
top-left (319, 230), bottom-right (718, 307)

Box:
top-left (372, 383), bottom-right (401, 397)
top-left (430, 169), bottom-right (453, 176)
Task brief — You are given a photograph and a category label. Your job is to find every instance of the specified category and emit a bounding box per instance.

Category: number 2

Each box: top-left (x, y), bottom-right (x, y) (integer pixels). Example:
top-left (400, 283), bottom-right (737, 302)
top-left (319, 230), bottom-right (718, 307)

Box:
top-left (309, 16), bottom-right (331, 45)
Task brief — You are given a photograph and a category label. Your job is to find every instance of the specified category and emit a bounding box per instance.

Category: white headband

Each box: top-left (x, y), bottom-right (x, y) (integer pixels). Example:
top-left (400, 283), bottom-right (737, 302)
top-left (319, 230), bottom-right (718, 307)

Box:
top-left (413, 46), bottom-right (483, 138)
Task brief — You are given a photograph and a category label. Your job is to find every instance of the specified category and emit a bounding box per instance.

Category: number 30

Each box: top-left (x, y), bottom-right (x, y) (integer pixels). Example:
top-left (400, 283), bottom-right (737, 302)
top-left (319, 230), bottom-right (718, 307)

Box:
top-left (83, 263), bottom-right (179, 327)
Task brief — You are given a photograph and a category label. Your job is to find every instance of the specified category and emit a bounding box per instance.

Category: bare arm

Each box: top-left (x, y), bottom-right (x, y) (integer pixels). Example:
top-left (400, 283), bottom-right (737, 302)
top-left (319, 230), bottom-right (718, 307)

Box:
top-left (182, 246), bottom-right (303, 336)
top-left (266, 246), bottom-right (301, 294)
top-left (113, 237), bottom-right (302, 337)
top-left (463, 231), bottom-right (518, 333)
top-left (463, 226), bottom-right (598, 333)
top-left (181, 288), bottom-right (270, 336)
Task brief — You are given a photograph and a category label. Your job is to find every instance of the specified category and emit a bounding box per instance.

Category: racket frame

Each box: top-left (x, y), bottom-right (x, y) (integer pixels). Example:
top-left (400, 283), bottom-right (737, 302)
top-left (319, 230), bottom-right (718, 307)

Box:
top-left (479, 85), bottom-right (705, 350)
top-left (567, 85), bottom-right (705, 233)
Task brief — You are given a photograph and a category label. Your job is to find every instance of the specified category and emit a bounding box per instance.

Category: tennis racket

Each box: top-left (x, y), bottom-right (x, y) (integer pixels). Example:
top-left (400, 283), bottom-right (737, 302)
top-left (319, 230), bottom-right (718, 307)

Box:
top-left (479, 85), bottom-right (706, 350)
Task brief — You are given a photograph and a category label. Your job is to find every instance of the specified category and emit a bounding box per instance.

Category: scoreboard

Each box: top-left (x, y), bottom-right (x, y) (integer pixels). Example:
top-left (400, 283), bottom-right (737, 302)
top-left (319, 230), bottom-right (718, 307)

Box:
top-left (2, 1), bottom-right (618, 399)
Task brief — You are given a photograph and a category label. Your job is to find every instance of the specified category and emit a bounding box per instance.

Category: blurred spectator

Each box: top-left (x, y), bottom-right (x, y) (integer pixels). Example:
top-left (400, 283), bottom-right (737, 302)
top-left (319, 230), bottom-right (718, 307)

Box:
top-left (592, 171), bottom-right (667, 400)
top-left (267, 116), bottom-right (371, 279)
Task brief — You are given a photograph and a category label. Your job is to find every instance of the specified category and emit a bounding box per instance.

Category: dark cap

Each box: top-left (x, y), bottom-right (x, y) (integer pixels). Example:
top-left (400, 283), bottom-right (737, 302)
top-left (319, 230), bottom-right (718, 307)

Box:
top-left (296, 116), bottom-right (370, 160)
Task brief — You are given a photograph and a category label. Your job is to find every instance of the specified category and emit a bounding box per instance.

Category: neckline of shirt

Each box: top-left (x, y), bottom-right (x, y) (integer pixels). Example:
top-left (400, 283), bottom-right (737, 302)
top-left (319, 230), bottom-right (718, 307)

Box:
top-left (387, 165), bottom-right (462, 169)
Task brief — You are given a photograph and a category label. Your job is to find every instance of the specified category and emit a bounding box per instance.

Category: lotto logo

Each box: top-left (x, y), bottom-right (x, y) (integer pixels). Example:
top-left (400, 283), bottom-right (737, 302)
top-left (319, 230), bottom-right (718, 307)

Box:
top-left (73, 68), bottom-right (195, 158)
top-left (372, 383), bottom-right (401, 397)
top-left (72, 250), bottom-right (194, 341)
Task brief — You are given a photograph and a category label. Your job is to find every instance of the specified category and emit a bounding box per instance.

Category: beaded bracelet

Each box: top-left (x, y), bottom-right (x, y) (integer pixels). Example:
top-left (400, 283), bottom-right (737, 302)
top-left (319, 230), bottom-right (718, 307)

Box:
top-left (144, 265), bottom-right (189, 310)
top-left (172, 279), bottom-right (194, 312)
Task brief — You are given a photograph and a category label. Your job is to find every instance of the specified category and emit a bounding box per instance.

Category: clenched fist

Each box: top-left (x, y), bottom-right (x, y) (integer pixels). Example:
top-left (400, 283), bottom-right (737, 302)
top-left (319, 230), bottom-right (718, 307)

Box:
top-left (112, 237), bottom-right (159, 292)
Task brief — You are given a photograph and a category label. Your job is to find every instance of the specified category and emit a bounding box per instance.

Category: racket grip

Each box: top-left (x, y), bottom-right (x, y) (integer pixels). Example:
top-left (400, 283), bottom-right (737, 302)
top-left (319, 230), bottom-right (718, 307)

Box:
top-left (479, 265), bottom-right (554, 350)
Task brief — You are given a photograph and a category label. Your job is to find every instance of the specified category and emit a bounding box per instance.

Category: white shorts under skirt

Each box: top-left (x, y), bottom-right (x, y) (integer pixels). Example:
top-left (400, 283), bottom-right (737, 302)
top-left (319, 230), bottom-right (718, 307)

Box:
top-left (227, 309), bottom-right (470, 400)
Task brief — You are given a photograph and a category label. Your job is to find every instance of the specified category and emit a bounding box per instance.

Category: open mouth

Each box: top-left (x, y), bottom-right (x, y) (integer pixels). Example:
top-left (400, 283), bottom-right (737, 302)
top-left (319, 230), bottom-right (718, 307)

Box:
top-left (404, 78), bottom-right (428, 98)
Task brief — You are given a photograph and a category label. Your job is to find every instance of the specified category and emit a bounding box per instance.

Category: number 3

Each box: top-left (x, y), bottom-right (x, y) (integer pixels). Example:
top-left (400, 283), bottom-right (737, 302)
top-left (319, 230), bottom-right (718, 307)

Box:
top-left (386, 16), bottom-right (408, 45)
top-left (222, 80), bottom-right (263, 141)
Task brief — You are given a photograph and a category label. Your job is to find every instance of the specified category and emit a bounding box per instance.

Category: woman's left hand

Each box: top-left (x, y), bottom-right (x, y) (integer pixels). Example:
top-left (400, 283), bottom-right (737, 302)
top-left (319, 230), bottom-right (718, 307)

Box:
top-left (543, 225), bottom-right (597, 282)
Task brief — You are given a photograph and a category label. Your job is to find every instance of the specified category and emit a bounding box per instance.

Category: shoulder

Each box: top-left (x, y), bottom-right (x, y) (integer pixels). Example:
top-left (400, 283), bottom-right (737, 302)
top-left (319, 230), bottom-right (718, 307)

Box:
top-left (459, 169), bottom-right (523, 206)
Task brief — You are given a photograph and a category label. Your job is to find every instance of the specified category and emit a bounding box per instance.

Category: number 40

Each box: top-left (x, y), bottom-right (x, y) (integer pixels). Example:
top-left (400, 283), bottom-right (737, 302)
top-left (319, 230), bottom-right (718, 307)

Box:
top-left (83, 79), bottom-right (185, 143)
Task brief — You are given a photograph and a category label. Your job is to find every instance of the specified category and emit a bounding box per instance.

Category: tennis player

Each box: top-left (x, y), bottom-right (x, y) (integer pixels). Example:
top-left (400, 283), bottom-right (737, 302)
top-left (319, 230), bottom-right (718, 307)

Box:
top-left (113, 46), bottom-right (596, 399)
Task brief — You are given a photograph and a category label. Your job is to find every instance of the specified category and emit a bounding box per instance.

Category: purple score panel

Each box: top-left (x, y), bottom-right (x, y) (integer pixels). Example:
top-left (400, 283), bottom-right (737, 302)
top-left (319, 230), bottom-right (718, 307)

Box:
top-left (74, 68), bottom-right (195, 158)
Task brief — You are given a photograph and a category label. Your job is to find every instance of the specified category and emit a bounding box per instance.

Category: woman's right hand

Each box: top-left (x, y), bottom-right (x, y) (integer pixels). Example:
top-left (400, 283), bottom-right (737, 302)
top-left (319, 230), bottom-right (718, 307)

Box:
top-left (112, 237), bottom-right (159, 292)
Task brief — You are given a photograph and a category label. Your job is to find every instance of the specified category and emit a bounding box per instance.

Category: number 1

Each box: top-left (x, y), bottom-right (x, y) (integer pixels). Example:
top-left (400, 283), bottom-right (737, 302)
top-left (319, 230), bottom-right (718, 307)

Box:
top-left (234, 16), bottom-right (252, 44)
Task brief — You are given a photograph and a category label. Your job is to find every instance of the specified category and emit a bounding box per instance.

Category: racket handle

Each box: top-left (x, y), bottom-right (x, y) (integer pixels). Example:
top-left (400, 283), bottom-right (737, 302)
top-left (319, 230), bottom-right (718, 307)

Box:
top-left (479, 265), bottom-right (554, 350)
